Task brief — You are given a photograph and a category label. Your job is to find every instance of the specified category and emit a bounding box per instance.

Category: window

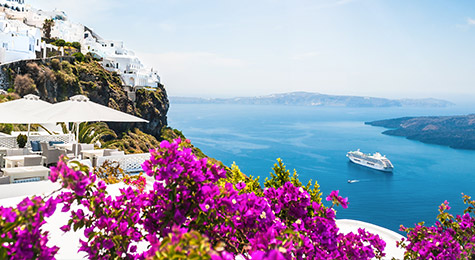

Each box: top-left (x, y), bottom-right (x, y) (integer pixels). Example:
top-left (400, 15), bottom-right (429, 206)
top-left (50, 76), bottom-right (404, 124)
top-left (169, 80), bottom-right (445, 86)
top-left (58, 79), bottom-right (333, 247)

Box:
top-left (111, 43), bottom-right (114, 47)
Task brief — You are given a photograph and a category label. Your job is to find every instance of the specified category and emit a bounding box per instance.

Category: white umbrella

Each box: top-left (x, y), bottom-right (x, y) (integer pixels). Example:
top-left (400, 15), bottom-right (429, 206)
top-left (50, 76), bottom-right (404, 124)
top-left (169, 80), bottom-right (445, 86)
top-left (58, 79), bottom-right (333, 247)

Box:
top-left (32, 95), bottom-right (148, 156)
top-left (0, 94), bottom-right (52, 124)
top-left (0, 94), bottom-right (53, 141)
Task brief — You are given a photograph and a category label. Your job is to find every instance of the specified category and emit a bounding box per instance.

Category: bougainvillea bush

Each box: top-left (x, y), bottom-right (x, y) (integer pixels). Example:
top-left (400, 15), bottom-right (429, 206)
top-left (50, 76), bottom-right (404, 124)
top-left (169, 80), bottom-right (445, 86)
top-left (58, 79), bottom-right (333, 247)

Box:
top-left (1, 137), bottom-right (424, 260)
top-left (398, 195), bottom-right (475, 260)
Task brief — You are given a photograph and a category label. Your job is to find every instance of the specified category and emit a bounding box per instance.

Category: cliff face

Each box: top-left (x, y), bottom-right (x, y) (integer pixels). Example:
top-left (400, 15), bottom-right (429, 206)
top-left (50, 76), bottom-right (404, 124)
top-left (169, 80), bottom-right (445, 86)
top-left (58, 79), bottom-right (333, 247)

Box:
top-left (0, 57), bottom-right (169, 139)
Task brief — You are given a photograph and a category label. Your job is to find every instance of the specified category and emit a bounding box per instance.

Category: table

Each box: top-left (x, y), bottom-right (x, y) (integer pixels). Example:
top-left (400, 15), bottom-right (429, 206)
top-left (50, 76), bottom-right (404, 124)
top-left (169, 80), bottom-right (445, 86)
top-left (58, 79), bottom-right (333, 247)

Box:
top-left (2, 166), bottom-right (50, 183)
top-left (3, 155), bottom-right (45, 168)
top-left (81, 150), bottom-right (105, 167)
top-left (81, 149), bottom-right (104, 160)
top-left (53, 143), bottom-right (73, 151)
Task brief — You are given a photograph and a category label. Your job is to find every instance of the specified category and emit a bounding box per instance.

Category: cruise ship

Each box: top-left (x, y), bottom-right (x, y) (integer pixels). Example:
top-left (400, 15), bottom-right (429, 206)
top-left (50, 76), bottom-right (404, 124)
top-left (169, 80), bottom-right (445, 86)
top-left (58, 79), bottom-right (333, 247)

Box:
top-left (346, 149), bottom-right (394, 172)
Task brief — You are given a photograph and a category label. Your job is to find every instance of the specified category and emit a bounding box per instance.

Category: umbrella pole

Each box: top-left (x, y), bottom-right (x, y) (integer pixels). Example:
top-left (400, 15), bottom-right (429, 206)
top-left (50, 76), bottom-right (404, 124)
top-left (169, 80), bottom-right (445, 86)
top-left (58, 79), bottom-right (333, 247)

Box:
top-left (27, 123), bottom-right (31, 144)
top-left (76, 122), bottom-right (79, 158)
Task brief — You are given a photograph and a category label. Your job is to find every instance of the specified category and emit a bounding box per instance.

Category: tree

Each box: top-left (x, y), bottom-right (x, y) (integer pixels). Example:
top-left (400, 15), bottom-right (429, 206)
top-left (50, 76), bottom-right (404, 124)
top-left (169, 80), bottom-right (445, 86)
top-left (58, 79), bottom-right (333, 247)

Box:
top-left (43, 19), bottom-right (54, 40)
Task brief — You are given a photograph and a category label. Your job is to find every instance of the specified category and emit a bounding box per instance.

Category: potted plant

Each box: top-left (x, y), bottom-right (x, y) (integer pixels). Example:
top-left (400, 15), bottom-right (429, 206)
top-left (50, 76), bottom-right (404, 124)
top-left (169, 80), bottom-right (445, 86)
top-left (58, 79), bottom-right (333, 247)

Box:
top-left (17, 134), bottom-right (28, 149)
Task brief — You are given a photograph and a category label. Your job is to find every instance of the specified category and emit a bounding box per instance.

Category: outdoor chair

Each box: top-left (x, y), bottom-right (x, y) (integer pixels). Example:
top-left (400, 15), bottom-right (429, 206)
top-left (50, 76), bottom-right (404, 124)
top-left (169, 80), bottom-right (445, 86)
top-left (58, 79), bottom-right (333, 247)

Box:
top-left (40, 142), bottom-right (66, 165)
top-left (17, 156), bottom-right (43, 167)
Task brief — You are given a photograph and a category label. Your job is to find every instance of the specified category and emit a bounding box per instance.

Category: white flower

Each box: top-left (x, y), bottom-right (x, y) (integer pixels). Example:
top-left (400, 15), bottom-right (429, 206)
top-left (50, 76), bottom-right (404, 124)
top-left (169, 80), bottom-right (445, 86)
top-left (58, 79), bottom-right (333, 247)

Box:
top-left (260, 211), bottom-right (266, 219)
top-left (205, 204), bottom-right (210, 210)
top-left (299, 187), bottom-right (304, 193)
top-left (295, 219), bottom-right (302, 225)
top-left (232, 199), bottom-right (237, 204)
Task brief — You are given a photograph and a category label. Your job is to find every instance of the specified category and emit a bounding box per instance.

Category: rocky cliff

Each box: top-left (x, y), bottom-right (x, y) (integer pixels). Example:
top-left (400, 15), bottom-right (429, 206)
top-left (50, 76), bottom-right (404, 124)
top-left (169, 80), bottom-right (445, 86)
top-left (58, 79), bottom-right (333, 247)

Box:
top-left (0, 56), bottom-right (169, 140)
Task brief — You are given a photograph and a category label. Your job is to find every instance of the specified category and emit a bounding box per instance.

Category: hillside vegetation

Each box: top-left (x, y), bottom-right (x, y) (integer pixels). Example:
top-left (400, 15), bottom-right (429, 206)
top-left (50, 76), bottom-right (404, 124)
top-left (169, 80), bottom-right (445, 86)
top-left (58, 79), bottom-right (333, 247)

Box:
top-left (366, 115), bottom-right (475, 150)
top-left (0, 56), bottom-right (169, 153)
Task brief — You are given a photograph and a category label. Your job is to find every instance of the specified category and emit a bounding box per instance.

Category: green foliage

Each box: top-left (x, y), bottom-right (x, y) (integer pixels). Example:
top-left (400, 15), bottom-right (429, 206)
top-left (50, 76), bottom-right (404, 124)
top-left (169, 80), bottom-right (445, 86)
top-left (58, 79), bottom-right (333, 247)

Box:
top-left (219, 162), bottom-right (262, 195)
top-left (73, 122), bottom-right (117, 144)
top-left (71, 42), bottom-right (81, 50)
top-left (264, 158), bottom-right (300, 188)
top-left (53, 39), bottom-right (66, 47)
top-left (16, 134), bottom-right (27, 148)
top-left (104, 128), bottom-right (161, 154)
top-left (0, 124), bottom-right (13, 135)
top-left (73, 52), bottom-right (85, 63)
top-left (264, 158), bottom-right (322, 204)
top-left (0, 93), bottom-right (19, 103)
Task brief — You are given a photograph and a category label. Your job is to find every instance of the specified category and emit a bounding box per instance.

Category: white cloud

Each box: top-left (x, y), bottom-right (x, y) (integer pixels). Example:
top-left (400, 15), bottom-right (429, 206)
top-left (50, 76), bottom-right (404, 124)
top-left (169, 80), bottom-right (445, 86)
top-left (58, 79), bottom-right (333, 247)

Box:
top-left (291, 51), bottom-right (321, 61)
top-left (467, 18), bottom-right (475, 26)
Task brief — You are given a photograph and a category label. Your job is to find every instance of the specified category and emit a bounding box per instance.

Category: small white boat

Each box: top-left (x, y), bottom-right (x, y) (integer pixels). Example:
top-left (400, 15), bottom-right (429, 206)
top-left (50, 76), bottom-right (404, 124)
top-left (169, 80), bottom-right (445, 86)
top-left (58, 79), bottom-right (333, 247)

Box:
top-left (347, 149), bottom-right (393, 172)
top-left (347, 180), bottom-right (359, 183)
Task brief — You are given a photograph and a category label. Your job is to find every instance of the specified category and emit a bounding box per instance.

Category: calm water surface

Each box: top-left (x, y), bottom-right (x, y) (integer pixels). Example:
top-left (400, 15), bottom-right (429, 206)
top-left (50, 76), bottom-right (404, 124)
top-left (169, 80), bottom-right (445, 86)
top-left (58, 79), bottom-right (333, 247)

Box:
top-left (168, 104), bottom-right (475, 234)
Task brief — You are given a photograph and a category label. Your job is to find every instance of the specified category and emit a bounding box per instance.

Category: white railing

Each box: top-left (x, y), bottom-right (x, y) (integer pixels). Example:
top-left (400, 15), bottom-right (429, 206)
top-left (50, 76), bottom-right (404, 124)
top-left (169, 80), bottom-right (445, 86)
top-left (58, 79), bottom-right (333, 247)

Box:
top-left (28, 134), bottom-right (74, 146)
top-left (0, 136), bottom-right (16, 148)
top-left (0, 134), bottom-right (74, 149)
top-left (96, 153), bottom-right (150, 173)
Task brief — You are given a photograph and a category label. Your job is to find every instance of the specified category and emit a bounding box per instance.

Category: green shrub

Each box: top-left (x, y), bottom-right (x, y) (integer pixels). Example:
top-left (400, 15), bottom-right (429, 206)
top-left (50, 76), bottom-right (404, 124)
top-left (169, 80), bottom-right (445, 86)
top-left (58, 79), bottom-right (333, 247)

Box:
top-left (0, 124), bottom-right (13, 135)
top-left (53, 39), bottom-right (66, 47)
top-left (73, 52), bottom-right (85, 62)
top-left (71, 42), bottom-right (81, 50)
top-left (16, 134), bottom-right (27, 148)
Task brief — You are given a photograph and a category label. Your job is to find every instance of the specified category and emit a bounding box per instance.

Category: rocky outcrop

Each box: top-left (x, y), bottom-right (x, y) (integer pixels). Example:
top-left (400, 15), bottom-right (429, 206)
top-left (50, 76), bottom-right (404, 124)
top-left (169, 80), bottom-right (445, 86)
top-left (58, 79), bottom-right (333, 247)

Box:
top-left (366, 115), bottom-right (475, 150)
top-left (0, 57), bottom-right (169, 139)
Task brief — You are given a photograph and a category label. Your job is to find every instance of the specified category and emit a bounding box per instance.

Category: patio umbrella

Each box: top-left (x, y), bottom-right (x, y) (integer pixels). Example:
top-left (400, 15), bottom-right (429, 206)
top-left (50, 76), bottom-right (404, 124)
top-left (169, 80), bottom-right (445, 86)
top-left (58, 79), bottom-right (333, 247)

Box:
top-left (32, 95), bottom-right (148, 156)
top-left (0, 94), bottom-right (52, 124)
top-left (0, 94), bottom-right (53, 141)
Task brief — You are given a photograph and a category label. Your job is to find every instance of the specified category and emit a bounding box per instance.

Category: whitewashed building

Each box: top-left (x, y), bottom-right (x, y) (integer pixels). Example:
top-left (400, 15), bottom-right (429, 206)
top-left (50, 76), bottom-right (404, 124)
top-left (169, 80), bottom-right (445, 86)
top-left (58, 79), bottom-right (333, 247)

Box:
top-left (0, 11), bottom-right (41, 63)
top-left (50, 19), bottom-right (84, 43)
top-left (0, 0), bottom-right (161, 90)
top-left (82, 30), bottom-right (160, 89)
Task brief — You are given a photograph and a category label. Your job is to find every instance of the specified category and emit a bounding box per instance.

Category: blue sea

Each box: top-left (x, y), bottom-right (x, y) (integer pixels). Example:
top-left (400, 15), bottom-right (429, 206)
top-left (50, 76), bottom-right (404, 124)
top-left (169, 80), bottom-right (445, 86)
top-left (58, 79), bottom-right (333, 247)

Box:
top-left (168, 104), bottom-right (475, 234)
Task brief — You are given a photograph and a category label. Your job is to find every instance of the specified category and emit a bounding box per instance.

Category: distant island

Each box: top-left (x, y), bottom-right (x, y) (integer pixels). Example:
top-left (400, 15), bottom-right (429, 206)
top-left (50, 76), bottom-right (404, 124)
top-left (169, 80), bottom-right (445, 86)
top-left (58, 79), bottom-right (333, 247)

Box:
top-left (366, 115), bottom-right (475, 150)
top-left (171, 92), bottom-right (454, 107)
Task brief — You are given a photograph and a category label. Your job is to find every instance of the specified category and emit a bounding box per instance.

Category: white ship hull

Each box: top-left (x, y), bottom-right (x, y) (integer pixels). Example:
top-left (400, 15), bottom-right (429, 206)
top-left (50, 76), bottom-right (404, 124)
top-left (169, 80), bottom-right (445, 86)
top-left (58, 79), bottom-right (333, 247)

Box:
top-left (347, 152), bottom-right (393, 172)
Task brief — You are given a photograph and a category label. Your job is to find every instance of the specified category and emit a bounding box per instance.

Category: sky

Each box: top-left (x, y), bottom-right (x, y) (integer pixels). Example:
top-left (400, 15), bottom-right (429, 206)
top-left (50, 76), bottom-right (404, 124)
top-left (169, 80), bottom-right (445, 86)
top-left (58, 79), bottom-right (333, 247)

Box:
top-left (28, 0), bottom-right (475, 101)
